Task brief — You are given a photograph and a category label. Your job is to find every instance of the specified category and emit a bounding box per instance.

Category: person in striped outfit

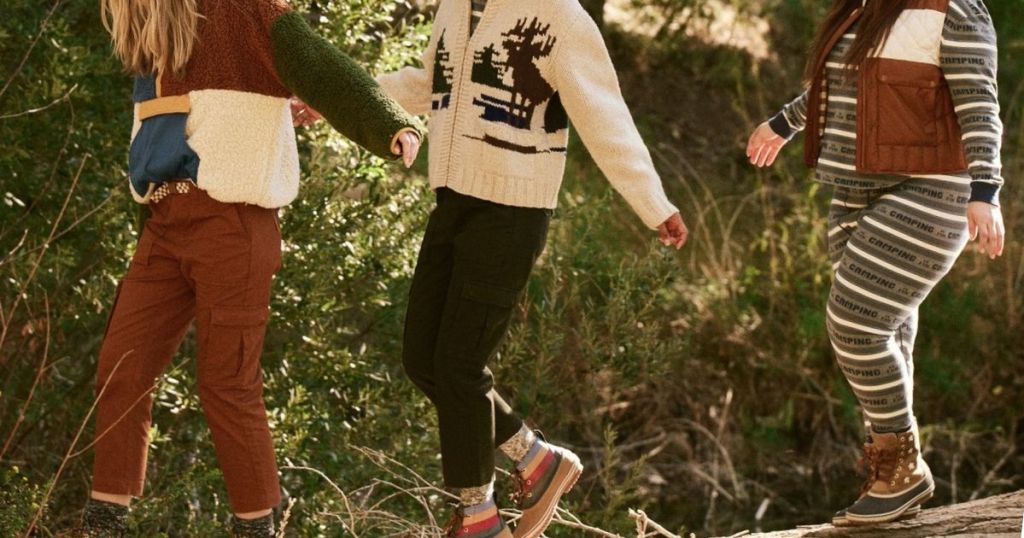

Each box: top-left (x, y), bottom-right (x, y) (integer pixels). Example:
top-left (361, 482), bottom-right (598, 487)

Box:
top-left (747, 0), bottom-right (1005, 526)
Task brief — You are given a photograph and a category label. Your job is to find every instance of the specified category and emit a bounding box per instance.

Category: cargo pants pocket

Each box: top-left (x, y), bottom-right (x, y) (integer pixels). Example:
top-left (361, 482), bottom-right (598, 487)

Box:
top-left (448, 281), bottom-right (519, 360)
top-left (199, 306), bottom-right (270, 388)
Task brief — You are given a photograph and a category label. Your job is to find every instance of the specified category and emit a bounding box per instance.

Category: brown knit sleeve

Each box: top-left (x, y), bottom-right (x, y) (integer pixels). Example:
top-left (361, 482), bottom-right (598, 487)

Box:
top-left (253, 0), bottom-right (292, 33)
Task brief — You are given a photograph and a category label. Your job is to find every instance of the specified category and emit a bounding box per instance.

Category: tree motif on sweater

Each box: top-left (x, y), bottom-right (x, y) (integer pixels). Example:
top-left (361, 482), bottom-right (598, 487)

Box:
top-left (432, 30), bottom-right (454, 110)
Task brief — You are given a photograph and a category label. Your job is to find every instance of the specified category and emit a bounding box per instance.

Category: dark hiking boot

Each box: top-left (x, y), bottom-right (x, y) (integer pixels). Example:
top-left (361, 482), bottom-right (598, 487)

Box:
top-left (81, 499), bottom-right (129, 538)
top-left (443, 503), bottom-right (512, 538)
top-left (510, 438), bottom-right (583, 538)
top-left (230, 514), bottom-right (275, 537)
top-left (842, 428), bottom-right (934, 525)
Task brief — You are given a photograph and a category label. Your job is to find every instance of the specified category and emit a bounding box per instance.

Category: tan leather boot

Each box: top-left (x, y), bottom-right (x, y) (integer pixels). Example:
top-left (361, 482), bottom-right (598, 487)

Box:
top-left (843, 428), bottom-right (934, 525)
top-left (832, 434), bottom-right (921, 526)
top-left (833, 433), bottom-right (920, 527)
top-left (510, 441), bottom-right (583, 538)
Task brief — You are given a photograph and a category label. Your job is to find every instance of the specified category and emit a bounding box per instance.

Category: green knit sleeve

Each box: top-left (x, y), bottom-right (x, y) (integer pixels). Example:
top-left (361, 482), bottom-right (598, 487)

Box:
top-left (270, 11), bottom-right (420, 159)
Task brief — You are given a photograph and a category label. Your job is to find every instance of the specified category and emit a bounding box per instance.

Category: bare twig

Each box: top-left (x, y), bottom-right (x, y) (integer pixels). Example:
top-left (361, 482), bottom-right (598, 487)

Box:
top-left (630, 508), bottom-right (683, 538)
top-left (0, 83), bottom-right (78, 120)
top-left (0, 153), bottom-right (89, 351)
top-left (969, 432), bottom-right (1018, 501)
top-left (0, 0), bottom-right (63, 105)
top-left (0, 191), bottom-right (117, 267)
top-left (0, 294), bottom-right (52, 460)
top-left (280, 465), bottom-right (360, 536)
top-left (0, 96), bottom-right (77, 246)
top-left (0, 230), bottom-right (30, 269)
top-left (22, 350), bottom-right (132, 536)
top-left (680, 418), bottom-right (743, 501)
top-left (275, 497), bottom-right (297, 538)
top-left (68, 356), bottom-right (191, 459)
top-left (287, 446), bottom-right (643, 537)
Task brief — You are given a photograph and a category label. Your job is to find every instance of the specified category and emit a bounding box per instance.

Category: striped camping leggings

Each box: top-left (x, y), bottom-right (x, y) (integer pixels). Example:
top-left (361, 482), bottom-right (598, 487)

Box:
top-left (826, 175), bottom-right (970, 433)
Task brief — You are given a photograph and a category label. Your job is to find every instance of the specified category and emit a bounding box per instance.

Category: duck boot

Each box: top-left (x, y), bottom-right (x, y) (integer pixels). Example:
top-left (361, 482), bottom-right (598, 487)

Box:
top-left (843, 428), bottom-right (934, 525)
top-left (510, 440), bottom-right (583, 538)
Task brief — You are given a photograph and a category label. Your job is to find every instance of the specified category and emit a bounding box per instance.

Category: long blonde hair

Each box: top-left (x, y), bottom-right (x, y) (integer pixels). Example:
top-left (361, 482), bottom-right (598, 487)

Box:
top-left (100, 0), bottom-right (200, 76)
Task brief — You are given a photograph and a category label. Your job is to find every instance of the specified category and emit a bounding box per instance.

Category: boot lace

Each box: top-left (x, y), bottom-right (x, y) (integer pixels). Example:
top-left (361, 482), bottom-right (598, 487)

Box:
top-left (857, 443), bottom-right (880, 496)
top-left (510, 471), bottom-right (527, 508)
top-left (858, 442), bottom-right (900, 495)
top-left (443, 506), bottom-right (465, 537)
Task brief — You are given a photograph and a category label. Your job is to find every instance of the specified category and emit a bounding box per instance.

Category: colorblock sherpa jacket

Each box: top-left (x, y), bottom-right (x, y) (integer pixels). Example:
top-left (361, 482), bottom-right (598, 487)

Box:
top-left (377, 0), bottom-right (678, 229)
top-left (128, 0), bottom-right (419, 208)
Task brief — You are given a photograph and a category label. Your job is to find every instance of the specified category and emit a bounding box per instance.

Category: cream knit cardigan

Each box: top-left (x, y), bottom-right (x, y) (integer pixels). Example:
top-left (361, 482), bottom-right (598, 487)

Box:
top-left (378, 0), bottom-right (678, 229)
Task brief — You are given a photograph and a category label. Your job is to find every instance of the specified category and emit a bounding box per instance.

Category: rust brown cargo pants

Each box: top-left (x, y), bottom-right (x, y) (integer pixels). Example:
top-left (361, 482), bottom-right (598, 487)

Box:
top-left (91, 186), bottom-right (282, 513)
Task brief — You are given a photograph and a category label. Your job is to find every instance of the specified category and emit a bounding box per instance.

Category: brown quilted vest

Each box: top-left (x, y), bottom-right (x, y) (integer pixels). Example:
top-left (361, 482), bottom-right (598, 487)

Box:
top-left (804, 0), bottom-right (968, 175)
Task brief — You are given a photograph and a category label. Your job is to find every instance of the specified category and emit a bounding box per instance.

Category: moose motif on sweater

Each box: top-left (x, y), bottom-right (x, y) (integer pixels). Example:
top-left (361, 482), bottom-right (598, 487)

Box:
top-left (468, 17), bottom-right (567, 153)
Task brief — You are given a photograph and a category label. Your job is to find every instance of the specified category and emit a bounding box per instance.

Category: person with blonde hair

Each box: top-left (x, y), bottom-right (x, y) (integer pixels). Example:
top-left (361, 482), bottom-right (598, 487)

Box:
top-left (85, 0), bottom-right (421, 536)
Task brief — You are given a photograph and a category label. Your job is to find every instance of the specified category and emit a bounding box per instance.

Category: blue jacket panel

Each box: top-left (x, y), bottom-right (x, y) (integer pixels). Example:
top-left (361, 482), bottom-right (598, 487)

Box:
top-left (129, 76), bottom-right (200, 196)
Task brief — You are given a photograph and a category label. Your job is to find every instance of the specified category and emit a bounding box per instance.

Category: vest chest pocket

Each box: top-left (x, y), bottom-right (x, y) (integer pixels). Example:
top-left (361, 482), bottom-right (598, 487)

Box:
top-left (874, 71), bottom-right (944, 147)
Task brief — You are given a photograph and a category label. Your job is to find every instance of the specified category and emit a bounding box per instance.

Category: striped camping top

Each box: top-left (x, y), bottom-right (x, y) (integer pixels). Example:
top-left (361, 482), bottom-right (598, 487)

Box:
top-left (470, 0), bottom-right (487, 34)
top-left (771, 0), bottom-right (1004, 204)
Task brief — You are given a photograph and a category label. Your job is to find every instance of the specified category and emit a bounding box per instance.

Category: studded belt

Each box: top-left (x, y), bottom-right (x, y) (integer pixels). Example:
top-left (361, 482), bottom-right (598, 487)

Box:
top-left (150, 180), bottom-right (195, 204)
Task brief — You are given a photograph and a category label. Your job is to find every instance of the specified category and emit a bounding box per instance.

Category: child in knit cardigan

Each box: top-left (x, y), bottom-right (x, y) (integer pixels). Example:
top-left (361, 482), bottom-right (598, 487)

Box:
top-left (370, 1), bottom-right (688, 536)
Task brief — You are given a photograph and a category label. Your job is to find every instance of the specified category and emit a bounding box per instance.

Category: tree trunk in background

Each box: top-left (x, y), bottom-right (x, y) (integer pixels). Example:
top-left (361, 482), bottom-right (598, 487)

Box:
top-left (580, 0), bottom-right (606, 30)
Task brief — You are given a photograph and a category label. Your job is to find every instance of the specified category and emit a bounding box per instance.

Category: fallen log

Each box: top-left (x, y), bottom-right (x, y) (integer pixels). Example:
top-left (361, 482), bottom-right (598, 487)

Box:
top-left (728, 490), bottom-right (1024, 538)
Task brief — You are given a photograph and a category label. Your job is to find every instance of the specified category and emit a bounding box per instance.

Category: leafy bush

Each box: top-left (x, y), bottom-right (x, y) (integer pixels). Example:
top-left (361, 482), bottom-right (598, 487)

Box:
top-left (2, 0), bottom-right (1022, 536)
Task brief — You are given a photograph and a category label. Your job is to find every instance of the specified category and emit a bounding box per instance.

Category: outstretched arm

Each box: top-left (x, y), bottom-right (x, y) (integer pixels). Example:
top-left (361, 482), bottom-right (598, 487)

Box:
top-left (747, 90), bottom-right (808, 168)
top-left (552, 8), bottom-right (683, 244)
top-left (269, 11), bottom-right (421, 160)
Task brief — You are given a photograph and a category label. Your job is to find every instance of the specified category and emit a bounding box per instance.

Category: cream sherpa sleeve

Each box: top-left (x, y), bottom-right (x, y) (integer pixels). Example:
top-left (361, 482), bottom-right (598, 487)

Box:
top-left (552, 8), bottom-right (678, 229)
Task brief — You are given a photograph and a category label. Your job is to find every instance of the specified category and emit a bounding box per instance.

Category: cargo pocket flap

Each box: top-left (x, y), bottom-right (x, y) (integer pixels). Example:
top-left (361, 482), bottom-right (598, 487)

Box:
top-left (211, 306), bottom-right (270, 327)
top-left (461, 281), bottom-right (517, 308)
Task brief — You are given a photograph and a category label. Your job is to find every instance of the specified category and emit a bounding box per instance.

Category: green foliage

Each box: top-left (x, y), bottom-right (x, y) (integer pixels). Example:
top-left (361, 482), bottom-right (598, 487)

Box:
top-left (0, 467), bottom-right (43, 536)
top-left (2, 0), bottom-right (1024, 536)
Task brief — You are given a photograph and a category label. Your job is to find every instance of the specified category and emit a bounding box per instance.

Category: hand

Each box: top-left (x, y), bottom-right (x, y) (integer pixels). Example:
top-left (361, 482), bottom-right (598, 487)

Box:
top-left (658, 212), bottom-right (688, 250)
top-left (290, 98), bottom-right (322, 128)
top-left (392, 130), bottom-right (421, 169)
top-left (746, 121), bottom-right (788, 168)
top-left (967, 201), bottom-right (1005, 259)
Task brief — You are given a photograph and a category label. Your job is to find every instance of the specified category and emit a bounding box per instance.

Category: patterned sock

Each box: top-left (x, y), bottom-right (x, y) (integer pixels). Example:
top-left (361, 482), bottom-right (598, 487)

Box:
top-left (457, 481), bottom-right (495, 507)
top-left (82, 499), bottom-right (129, 537)
top-left (461, 494), bottom-right (498, 518)
top-left (498, 425), bottom-right (537, 465)
top-left (230, 514), bottom-right (275, 538)
top-left (512, 435), bottom-right (547, 474)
